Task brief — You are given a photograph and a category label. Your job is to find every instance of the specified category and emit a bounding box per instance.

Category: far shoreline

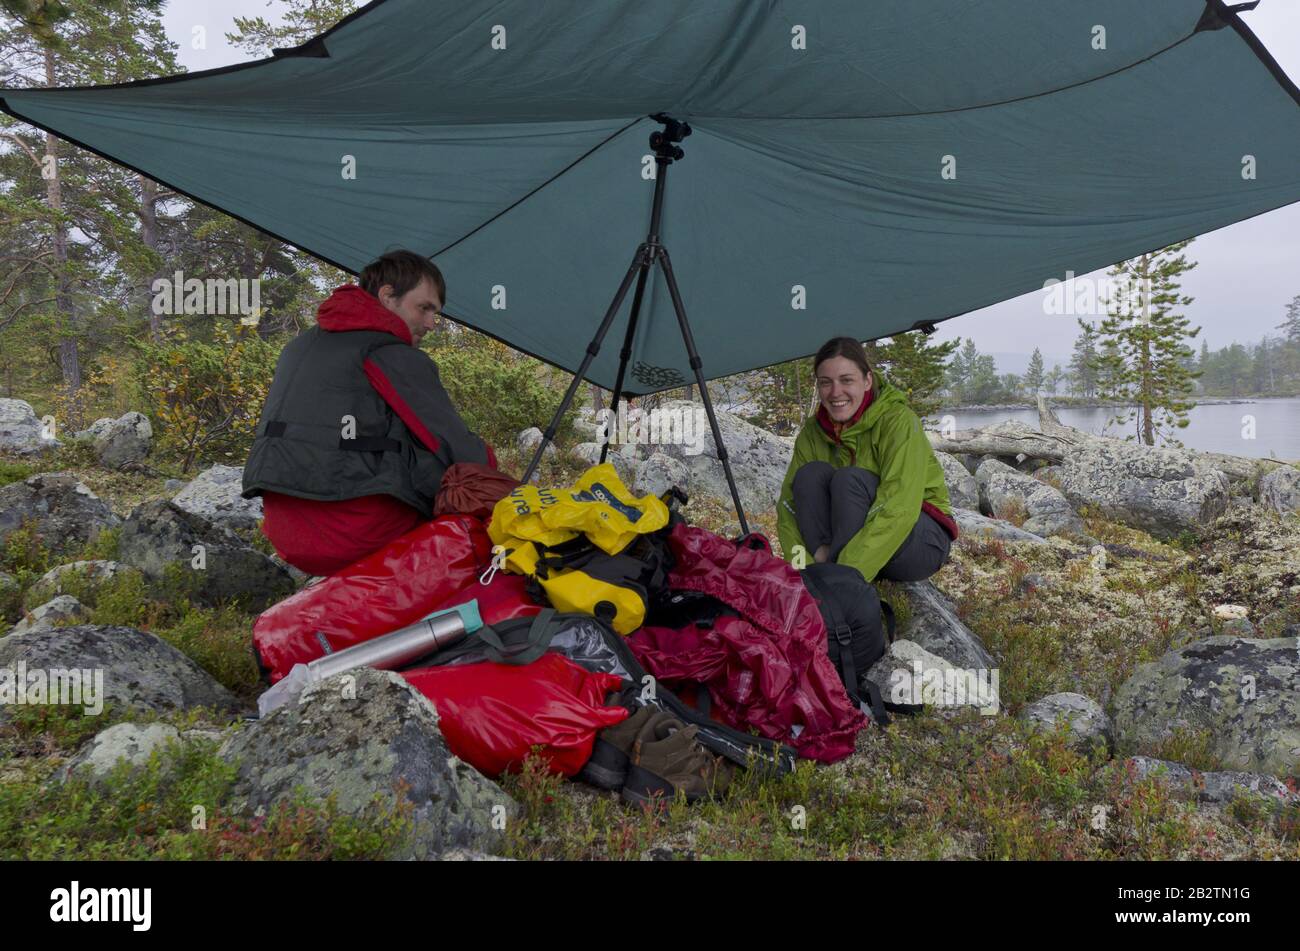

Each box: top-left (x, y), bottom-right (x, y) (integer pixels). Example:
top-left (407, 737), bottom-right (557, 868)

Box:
top-left (941, 395), bottom-right (1297, 413)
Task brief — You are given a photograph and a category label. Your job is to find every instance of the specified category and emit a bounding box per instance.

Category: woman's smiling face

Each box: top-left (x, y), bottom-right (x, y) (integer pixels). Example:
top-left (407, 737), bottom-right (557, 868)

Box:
top-left (816, 355), bottom-right (872, 423)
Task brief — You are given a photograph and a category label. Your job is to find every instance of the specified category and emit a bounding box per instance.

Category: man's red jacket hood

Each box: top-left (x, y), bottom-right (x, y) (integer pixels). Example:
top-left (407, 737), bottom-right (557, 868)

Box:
top-left (317, 285), bottom-right (413, 344)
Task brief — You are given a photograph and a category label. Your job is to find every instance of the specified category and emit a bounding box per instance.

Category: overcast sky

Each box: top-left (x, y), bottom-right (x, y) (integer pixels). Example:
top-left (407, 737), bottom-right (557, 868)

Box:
top-left (163, 1), bottom-right (1300, 364)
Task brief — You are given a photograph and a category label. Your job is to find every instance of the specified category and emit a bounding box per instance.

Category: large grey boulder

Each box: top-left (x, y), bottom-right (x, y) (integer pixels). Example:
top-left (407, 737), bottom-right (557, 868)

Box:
top-left (1052, 441), bottom-right (1231, 540)
top-left (639, 399), bottom-right (792, 514)
top-left (568, 441), bottom-right (604, 466)
top-left (934, 452), bottom-right (978, 510)
top-left (23, 560), bottom-right (134, 610)
top-left (633, 451), bottom-right (689, 499)
top-left (975, 458), bottom-right (1086, 538)
top-left (1104, 756), bottom-right (1298, 807)
top-left (895, 579), bottom-right (997, 671)
top-left (72, 417), bottom-right (114, 443)
top-left (0, 473), bottom-right (120, 556)
top-left (220, 668), bottom-right (513, 860)
top-left (567, 441), bottom-right (636, 484)
top-left (90, 411), bottom-right (152, 468)
top-left (516, 427), bottom-right (558, 460)
top-left (172, 464), bottom-right (263, 532)
top-left (1112, 634), bottom-right (1300, 778)
top-left (118, 499), bottom-right (294, 611)
top-left (1258, 465), bottom-right (1300, 517)
top-left (1021, 692), bottom-right (1113, 757)
top-left (951, 508), bottom-right (1048, 545)
top-left (0, 398), bottom-right (58, 453)
top-left (9, 595), bottom-right (88, 635)
top-left (864, 639), bottom-right (1000, 713)
top-left (58, 722), bottom-right (181, 785)
top-left (571, 410), bottom-right (603, 442)
top-left (0, 624), bottom-right (242, 722)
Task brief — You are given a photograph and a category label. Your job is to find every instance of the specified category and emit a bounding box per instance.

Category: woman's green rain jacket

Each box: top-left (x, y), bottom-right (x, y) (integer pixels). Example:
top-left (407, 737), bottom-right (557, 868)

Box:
top-left (776, 367), bottom-right (956, 582)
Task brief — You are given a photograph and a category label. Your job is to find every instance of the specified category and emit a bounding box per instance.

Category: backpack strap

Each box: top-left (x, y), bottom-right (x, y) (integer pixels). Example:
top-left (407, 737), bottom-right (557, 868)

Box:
top-left (471, 608), bottom-right (562, 665)
top-left (801, 569), bottom-right (862, 706)
top-left (881, 599), bottom-right (897, 644)
top-left (859, 678), bottom-right (892, 727)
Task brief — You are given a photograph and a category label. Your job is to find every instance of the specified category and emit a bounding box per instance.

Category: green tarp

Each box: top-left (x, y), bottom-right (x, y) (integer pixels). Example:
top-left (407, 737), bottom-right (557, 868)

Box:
top-left (3, 0), bottom-right (1298, 394)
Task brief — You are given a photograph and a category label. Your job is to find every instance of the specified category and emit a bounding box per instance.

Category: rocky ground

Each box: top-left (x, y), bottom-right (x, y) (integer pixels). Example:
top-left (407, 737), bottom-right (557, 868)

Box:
top-left (1, 396), bottom-right (1298, 860)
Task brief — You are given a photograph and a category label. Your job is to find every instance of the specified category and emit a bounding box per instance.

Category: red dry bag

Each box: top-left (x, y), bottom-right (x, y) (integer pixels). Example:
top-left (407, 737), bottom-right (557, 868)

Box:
top-left (253, 514), bottom-right (490, 682)
top-left (401, 652), bottom-right (628, 778)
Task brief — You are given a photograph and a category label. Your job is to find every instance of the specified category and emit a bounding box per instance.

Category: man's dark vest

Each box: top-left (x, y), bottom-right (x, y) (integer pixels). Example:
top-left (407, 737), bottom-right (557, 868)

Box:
top-left (241, 328), bottom-right (446, 518)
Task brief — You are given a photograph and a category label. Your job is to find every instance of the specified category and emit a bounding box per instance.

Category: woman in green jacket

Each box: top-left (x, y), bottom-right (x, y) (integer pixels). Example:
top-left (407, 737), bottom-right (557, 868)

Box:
top-left (777, 337), bottom-right (959, 583)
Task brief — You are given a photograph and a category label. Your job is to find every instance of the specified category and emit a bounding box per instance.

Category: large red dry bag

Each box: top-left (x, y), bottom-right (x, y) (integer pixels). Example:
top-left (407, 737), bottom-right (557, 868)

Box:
top-left (253, 514), bottom-right (492, 682)
top-left (401, 652), bottom-right (628, 778)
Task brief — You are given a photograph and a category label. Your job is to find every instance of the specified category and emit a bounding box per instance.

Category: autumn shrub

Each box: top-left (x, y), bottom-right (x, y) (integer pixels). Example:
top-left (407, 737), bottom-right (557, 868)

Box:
top-left (431, 336), bottom-right (578, 449)
top-left (129, 322), bottom-right (279, 473)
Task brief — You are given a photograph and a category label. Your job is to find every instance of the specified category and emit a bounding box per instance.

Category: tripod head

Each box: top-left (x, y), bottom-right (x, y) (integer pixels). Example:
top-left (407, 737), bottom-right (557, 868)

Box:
top-left (649, 113), bottom-right (691, 162)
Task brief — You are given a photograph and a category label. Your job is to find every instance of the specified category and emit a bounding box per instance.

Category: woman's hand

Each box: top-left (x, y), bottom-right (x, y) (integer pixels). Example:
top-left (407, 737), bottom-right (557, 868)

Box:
top-left (814, 544), bottom-right (831, 564)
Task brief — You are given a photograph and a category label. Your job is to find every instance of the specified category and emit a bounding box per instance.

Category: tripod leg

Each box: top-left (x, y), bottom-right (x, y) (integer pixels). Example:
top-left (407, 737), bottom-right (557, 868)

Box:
top-left (655, 247), bottom-right (750, 536)
top-left (600, 259), bottom-right (651, 464)
top-left (523, 244), bottom-right (652, 484)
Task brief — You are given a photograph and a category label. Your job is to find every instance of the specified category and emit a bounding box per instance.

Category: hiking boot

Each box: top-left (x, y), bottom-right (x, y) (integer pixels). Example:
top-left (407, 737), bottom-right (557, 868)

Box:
top-left (621, 712), bottom-right (733, 806)
top-left (577, 702), bottom-right (657, 791)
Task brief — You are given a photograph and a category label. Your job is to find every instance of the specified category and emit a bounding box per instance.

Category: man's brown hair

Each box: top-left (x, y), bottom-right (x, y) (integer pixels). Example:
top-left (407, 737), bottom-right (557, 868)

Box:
top-left (359, 250), bottom-right (446, 304)
top-left (813, 336), bottom-right (872, 379)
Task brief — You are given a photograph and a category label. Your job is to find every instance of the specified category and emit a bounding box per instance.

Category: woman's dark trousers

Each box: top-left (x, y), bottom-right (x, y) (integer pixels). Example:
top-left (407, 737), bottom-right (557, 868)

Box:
top-left (790, 460), bottom-right (951, 582)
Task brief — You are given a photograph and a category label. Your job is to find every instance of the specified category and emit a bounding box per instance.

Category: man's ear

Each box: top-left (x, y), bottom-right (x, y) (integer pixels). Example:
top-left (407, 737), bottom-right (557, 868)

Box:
top-left (377, 284), bottom-right (398, 311)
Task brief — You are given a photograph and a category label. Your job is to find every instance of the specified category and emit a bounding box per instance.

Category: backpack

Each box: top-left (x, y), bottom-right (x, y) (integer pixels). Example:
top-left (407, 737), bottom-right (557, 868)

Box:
top-left (800, 562), bottom-right (910, 723)
top-left (488, 478), bottom-right (687, 635)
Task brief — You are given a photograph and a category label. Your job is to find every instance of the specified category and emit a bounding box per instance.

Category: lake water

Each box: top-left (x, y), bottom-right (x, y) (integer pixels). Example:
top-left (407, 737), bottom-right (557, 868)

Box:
top-left (931, 397), bottom-right (1300, 462)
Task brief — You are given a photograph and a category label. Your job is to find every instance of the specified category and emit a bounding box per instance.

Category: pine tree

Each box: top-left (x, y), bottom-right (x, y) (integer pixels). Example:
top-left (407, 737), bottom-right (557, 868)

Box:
top-left (1045, 363), bottom-right (1065, 396)
top-left (872, 331), bottom-right (957, 419)
top-left (1068, 324), bottom-right (1099, 398)
top-left (0, 0), bottom-right (178, 414)
top-left (1278, 293), bottom-right (1300, 390)
top-left (1023, 348), bottom-right (1045, 395)
top-left (747, 356), bottom-right (816, 434)
top-left (227, 0), bottom-right (359, 54)
top-left (1217, 343), bottom-right (1251, 398)
top-left (968, 353), bottom-right (1001, 404)
top-left (1086, 241), bottom-right (1201, 446)
top-left (945, 338), bottom-right (979, 402)
top-left (0, 0), bottom-right (69, 45)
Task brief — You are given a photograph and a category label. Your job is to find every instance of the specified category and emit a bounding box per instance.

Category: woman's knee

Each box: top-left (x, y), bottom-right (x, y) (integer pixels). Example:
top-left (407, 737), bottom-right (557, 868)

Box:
top-left (829, 465), bottom-right (879, 506)
top-left (880, 536), bottom-right (949, 584)
top-left (792, 459), bottom-right (835, 493)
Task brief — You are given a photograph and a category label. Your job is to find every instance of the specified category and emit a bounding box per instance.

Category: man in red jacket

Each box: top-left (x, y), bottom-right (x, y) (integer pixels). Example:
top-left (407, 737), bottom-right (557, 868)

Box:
top-left (242, 250), bottom-right (497, 576)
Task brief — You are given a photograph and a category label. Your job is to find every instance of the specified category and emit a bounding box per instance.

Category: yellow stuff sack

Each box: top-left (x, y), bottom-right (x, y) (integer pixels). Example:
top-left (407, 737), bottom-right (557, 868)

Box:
top-left (488, 463), bottom-right (669, 555)
top-left (502, 540), bottom-right (649, 635)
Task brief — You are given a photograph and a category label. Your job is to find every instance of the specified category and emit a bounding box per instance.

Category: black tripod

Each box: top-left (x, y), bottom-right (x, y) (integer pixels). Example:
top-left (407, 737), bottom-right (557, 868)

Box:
top-left (521, 114), bottom-right (750, 536)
